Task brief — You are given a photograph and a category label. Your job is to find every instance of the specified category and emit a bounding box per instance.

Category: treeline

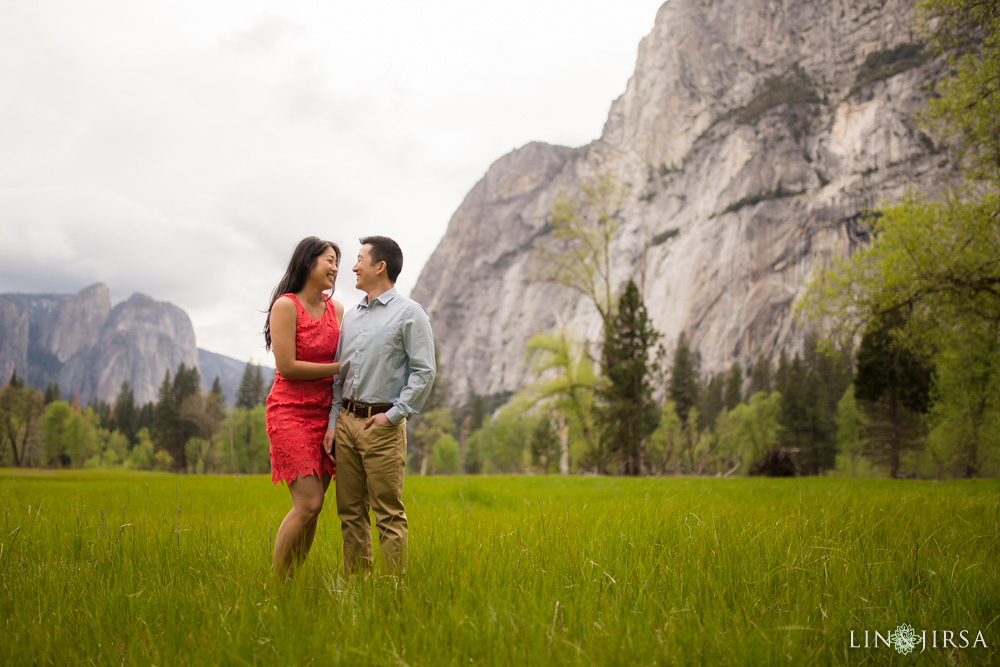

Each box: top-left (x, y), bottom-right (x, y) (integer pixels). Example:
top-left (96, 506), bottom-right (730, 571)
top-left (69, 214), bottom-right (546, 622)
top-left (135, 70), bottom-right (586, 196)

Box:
top-left (408, 322), bottom-right (990, 479)
top-left (0, 361), bottom-right (273, 473)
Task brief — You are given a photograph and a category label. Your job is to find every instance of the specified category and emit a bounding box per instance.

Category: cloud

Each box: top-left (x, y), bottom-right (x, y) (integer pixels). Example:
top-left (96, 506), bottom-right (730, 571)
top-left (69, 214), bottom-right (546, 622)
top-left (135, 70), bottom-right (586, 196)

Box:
top-left (0, 0), bottom-right (666, 365)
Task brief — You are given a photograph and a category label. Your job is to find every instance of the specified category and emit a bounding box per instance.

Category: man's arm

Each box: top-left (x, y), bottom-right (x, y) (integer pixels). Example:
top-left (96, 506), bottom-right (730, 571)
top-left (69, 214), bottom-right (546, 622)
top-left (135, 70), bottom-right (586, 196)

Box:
top-left (327, 329), bottom-right (345, 430)
top-left (384, 306), bottom-right (436, 425)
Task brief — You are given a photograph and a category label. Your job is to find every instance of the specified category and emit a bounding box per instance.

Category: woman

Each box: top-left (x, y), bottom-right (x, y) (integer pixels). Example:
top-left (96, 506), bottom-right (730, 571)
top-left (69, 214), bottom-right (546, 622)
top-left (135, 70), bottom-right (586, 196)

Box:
top-left (264, 236), bottom-right (344, 578)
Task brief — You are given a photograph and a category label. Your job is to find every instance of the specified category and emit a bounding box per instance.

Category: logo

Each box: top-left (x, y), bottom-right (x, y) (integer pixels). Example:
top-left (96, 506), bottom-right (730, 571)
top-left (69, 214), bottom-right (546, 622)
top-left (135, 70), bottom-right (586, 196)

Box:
top-left (889, 624), bottom-right (919, 655)
top-left (850, 626), bottom-right (988, 653)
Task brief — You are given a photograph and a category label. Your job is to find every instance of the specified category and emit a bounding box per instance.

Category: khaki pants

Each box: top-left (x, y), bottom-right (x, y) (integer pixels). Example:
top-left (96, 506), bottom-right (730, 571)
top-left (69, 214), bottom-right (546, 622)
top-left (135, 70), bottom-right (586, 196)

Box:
top-left (334, 407), bottom-right (408, 573)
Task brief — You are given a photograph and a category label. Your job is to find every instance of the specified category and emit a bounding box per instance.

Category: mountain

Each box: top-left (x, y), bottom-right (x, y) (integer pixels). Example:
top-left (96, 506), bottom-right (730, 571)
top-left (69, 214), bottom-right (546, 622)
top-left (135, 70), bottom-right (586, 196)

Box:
top-left (0, 283), bottom-right (268, 406)
top-left (411, 0), bottom-right (952, 406)
top-left (198, 348), bottom-right (275, 408)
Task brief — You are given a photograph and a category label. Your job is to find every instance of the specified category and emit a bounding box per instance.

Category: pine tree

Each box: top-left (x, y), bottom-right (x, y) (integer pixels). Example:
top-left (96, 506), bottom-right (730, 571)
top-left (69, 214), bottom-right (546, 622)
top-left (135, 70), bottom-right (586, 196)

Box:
top-left (598, 280), bottom-right (662, 475)
top-left (854, 314), bottom-right (933, 477)
top-left (43, 382), bottom-right (62, 404)
top-left (725, 364), bottom-right (743, 411)
top-left (208, 376), bottom-right (227, 422)
top-left (698, 374), bottom-right (724, 430)
top-left (747, 355), bottom-right (772, 399)
top-left (236, 361), bottom-right (266, 410)
top-left (153, 370), bottom-right (178, 466)
top-left (113, 380), bottom-right (138, 445)
top-left (668, 332), bottom-right (699, 425)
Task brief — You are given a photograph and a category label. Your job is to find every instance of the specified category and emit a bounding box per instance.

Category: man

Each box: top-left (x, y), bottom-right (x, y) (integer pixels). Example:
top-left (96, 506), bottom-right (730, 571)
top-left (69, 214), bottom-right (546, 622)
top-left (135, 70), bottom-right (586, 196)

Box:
top-left (323, 235), bottom-right (435, 574)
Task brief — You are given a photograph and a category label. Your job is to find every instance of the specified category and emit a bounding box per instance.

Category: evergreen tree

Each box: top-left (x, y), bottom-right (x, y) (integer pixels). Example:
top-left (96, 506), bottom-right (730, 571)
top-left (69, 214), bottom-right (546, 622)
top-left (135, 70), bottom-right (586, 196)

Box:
top-left (747, 355), bottom-right (772, 399)
top-left (153, 370), bottom-right (179, 465)
top-left (208, 376), bottom-right (227, 423)
top-left (668, 332), bottom-right (699, 425)
top-left (8, 370), bottom-right (24, 390)
top-left (113, 380), bottom-right (138, 445)
top-left (236, 361), bottom-right (266, 410)
top-left (697, 374), bottom-right (724, 431)
top-left (725, 364), bottom-right (743, 412)
top-left (597, 280), bottom-right (662, 475)
top-left (854, 314), bottom-right (933, 477)
top-left (43, 382), bottom-right (62, 404)
top-left (137, 402), bottom-right (155, 433)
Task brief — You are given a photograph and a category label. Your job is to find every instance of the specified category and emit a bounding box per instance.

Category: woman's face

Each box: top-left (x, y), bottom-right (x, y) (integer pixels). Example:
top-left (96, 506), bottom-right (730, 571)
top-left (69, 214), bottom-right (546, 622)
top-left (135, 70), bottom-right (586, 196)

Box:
top-left (308, 246), bottom-right (339, 290)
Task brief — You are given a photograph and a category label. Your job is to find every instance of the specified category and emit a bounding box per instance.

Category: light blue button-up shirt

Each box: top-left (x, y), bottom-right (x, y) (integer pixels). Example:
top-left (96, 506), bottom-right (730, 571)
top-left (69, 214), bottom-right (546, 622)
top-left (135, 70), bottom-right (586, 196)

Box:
top-left (327, 287), bottom-right (436, 429)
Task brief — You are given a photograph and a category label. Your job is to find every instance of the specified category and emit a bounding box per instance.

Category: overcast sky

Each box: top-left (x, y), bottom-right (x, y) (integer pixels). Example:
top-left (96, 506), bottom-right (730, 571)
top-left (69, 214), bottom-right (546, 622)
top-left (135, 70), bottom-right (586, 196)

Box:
top-left (0, 0), bottom-right (665, 367)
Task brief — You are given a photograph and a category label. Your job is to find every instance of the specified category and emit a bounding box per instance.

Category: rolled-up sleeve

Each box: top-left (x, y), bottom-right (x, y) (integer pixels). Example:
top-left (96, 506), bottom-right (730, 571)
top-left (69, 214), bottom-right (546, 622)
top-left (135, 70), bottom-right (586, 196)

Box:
top-left (385, 305), bottom-right (436, 424)
top-left (327, 330), bottom-right (345, 429)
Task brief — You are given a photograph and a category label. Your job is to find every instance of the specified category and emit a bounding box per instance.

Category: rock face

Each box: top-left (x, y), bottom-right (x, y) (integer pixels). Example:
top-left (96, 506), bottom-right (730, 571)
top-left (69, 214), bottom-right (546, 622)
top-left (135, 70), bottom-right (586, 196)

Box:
top-left (411, 0), bottom-right (952, 406)
top-left (0, 283), bottom-right (255, 405)
top-left (59, 293), bottom-right (198, 405)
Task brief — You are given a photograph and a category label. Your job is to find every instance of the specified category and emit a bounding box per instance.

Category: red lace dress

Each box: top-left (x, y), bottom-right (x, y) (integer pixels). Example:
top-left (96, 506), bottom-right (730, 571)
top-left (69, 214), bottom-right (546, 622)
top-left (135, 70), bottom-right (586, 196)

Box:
top-left (265, 293), bottom-right (339, 485)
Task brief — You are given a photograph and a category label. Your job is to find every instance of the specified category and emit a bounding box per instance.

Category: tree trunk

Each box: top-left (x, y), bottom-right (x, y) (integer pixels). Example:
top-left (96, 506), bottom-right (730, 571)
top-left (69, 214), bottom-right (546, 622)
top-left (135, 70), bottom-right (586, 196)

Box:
top-left (557, 408), bottom-right (569, 475)
top-left (420, 452), bottom-right (429, 477)
top-left (888, 391), bottom-right (900, 478)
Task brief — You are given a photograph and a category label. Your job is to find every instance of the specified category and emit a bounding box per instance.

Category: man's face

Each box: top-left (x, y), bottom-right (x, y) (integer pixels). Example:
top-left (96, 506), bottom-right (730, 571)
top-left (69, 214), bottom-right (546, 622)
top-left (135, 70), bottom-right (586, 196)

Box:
top-left (353, 244), bottom-right (380, 292)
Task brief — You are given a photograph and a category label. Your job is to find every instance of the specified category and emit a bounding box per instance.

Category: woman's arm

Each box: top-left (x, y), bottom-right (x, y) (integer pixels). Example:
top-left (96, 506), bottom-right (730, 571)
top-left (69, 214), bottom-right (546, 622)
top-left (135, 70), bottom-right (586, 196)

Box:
top-left (270, 297), bottom-right (339, 379)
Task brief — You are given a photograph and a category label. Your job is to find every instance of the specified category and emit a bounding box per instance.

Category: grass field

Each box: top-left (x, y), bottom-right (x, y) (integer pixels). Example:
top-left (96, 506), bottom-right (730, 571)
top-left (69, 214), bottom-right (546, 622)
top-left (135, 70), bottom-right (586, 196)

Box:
top-left (1, 470), bottom-right (997, 665)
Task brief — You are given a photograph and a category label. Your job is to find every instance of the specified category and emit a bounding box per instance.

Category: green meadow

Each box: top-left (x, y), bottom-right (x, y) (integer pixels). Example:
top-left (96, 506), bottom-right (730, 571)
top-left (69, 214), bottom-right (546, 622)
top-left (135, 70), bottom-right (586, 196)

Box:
top-left (1, 470), bottom-right (997, 665)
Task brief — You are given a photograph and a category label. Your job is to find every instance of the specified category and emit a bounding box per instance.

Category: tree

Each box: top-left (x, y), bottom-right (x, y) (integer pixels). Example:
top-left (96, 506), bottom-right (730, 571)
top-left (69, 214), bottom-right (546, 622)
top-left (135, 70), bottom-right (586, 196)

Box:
top-left (598, 280), bottom-right (662, 475)
top-left (236, 361), bottom-right (267, 410)
top-left (724, 364), bottom-right (744, 412)
top-left (746, 355), bottom-right (772, 399)
top-left (647, 401), bottom-right (683, 474)
top-left (524, 326), bottom-right (599, 474)
top-left (113, 380), bottom-right (138, 445)
top-left (529, 414), bottom-right (560, 473)
top-left (853, 314), bottom-right (933, 477)
top-left (836, 385), bottom-right (867, 476)
top-left (533, 170), bottom-right (629, 328)
top-left (719, 391), bottom-right (783, 474)
top-left (0, 384), bottom-right (44, 466)
top-left (43, 382), bottom-right (61, 404)
top-left (409, 408), bottom-right (456, 476)
top-left (668, 332), bottom-right (699, 425)
top-left (429, 434), bottom-right (460, 475)
top-left (804, 0), bottom-right (1000, 478)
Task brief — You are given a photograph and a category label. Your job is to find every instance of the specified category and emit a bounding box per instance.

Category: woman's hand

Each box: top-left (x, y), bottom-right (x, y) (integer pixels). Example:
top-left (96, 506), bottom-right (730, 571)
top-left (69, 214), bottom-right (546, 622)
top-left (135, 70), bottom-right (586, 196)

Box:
top-left (322, 427), bottom-right (336, 461)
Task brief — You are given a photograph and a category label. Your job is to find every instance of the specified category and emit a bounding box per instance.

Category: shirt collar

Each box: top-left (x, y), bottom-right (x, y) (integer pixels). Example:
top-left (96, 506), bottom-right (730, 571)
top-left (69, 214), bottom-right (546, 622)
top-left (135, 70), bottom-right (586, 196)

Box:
top-left (357, 286), bottom-right (398, 310)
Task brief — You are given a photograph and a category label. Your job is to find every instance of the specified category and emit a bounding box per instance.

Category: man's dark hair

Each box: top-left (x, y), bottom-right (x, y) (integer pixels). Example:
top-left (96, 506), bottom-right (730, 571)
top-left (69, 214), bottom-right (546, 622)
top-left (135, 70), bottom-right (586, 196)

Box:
top-left (359, 235), bottom-right (403, 283)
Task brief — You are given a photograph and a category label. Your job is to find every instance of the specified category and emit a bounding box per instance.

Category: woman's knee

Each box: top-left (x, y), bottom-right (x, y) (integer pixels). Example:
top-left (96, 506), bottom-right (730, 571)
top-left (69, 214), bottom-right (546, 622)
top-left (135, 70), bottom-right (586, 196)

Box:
top-left (296, 492), bottom-right (324, 517)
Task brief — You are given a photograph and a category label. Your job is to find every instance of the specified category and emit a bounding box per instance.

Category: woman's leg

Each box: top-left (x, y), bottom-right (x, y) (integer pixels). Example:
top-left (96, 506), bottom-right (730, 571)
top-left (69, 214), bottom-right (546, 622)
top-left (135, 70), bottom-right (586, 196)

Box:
top-left (301, 473), bottom-right (332, 554)
top-left (273, 473), bottom-right (326, 579)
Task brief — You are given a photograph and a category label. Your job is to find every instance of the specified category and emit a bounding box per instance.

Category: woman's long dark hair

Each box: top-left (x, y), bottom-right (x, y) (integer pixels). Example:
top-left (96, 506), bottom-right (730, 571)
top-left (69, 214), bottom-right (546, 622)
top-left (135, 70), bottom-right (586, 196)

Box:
top-left (264, 236), bottom-right (340, 351)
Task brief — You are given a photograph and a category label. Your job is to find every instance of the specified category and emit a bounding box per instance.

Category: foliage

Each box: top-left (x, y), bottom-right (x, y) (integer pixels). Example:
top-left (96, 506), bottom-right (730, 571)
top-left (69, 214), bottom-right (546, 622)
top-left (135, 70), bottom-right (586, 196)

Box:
top-left (597, 280), bottom-right (662, 475)
top-left (409, 408), bottom-right (457, 476)
top-left (835, 385), bottom-right (868, 477)
top-left (718, 392), bottom-right (783, 474)
top-left (0, 383), bottom-right (44, 466)
top-left (523, 328), bottom-right (598, 473)
top-left (428, 434), bottom-right (460, 475)
top-left (533, 170), bottom-right (628, 327)
top-left (667, 332), bottom-right (699, 425)
top-left (734, 66), bottom-right (822, 126)
top-left (235, 361), bottom-right (268, 410)
top-left (849, 43), bottom-right (930, 98)
top-left (466, 400), bottom-right (534, 474)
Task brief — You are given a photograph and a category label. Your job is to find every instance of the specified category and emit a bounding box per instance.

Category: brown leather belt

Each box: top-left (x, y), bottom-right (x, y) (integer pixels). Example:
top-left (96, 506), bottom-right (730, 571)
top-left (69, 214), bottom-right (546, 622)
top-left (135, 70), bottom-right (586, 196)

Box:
top-left (343, 399), bottom-right (393, 419)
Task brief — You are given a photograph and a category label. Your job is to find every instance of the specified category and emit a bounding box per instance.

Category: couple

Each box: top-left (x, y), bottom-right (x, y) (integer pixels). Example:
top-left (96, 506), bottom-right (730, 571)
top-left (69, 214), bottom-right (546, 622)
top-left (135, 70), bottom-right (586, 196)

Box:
top-left (263, 235), bottom-right (435, 578)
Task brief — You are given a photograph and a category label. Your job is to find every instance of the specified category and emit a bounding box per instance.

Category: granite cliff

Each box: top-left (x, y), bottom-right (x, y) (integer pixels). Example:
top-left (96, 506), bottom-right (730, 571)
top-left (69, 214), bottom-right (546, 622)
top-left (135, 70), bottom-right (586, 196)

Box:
top-left (411, 0), bottom-right (952, 406)
top-left (0, 284), bottom-right (258, 405)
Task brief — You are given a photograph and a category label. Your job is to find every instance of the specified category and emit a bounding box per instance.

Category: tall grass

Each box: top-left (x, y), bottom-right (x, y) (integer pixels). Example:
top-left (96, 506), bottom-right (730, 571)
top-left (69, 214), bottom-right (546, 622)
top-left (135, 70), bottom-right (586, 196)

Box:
top-left (1, 470), bottom-right (997, 665)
